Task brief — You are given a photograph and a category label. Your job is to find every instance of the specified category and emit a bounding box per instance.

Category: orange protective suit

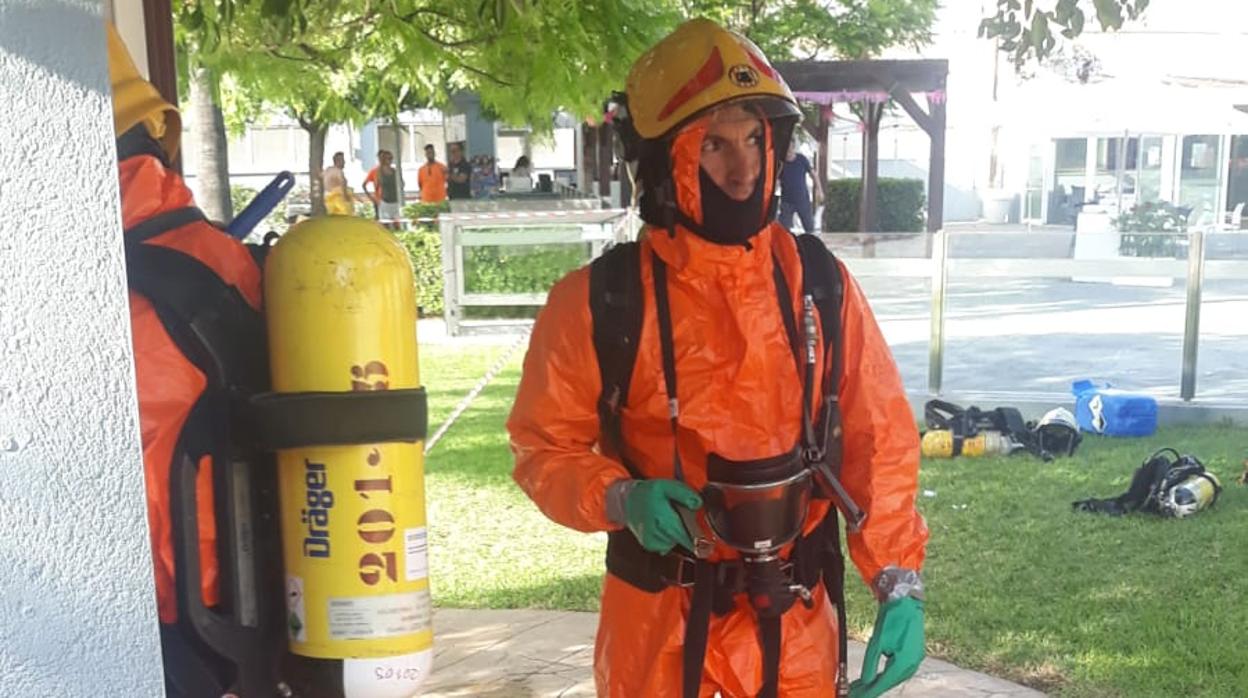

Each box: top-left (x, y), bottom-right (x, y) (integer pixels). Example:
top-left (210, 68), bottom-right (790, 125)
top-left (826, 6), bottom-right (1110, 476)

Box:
top-left (508, 217), bottom-right (928, 695)
top-left (510, 17), bottom-right (927, 697)
top-left (122, 153), bottom-right (263, 624)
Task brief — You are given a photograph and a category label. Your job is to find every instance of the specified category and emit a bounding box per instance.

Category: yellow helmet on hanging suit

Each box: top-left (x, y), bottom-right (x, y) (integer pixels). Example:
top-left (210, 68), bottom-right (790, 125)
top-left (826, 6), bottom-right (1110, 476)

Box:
top-left (106, 23), bottom-right (181, 160)
top-left (608, 19), bottom-right (802, 236)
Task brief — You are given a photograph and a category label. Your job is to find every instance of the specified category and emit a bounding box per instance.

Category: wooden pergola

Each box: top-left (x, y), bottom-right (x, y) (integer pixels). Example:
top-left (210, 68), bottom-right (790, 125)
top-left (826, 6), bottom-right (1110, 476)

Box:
top-left (776, 60), bottom-right (949, 233)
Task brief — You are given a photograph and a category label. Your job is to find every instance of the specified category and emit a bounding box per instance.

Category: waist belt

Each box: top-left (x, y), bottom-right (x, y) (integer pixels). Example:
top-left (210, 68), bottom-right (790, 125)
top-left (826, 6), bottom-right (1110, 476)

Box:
top-left (605, 511), bottom-right (849, 698)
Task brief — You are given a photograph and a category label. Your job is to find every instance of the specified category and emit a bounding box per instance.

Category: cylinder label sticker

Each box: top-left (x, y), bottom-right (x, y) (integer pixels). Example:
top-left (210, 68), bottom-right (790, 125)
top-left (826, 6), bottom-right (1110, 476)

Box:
top-left (405, 527), bottom-right (429, 581)
top-left (328, 590), bottom-right (432, 640)
top-left (286, 575), bottom-right (307, 643)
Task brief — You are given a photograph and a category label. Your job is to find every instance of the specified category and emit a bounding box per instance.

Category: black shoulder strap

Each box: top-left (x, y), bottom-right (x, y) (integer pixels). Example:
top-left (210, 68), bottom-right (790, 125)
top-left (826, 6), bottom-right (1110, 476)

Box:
top-left (125, 231), bottom-right (268, 392)
top-left (793, 234), bottom-right (843, 384)
top-left (589, 242), bottom-right (644, 478)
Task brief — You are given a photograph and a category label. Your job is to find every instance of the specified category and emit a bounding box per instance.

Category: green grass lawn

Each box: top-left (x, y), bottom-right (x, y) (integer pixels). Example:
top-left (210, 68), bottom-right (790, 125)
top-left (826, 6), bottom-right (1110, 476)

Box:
top-left (420, 344), bottom-right (1248, 697)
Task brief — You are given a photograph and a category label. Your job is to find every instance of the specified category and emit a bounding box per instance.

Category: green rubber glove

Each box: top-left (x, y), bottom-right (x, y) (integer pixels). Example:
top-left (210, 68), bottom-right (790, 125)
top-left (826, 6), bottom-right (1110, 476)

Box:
top-left (624, 479), bottom-right (702, 554)
top-left (848, 597), bottom-right (925, 698)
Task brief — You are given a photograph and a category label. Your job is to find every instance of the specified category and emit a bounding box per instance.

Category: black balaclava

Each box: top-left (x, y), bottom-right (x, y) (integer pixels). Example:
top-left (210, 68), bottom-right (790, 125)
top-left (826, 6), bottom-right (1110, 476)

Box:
top-left (697, 165), bottom-right (765, 246)
top-left (635, 110), bottom-right (795, 248)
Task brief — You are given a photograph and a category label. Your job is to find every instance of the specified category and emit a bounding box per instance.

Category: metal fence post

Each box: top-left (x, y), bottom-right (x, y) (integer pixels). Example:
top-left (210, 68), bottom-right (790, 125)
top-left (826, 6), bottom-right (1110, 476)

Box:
top-left (439, 216), bottom-right (460, 337)
top-left (1180, 226), bottom-right (1207, 401)
top-left (928, 229), bottom-right (949, 395)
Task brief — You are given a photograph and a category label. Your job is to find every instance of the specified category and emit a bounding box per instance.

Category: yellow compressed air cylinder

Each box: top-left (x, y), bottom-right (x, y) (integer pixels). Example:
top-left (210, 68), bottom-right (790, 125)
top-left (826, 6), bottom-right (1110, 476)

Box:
top-left (265, 217), bottom-right (431, 698)
top-left (921, 430), bottom-right (1013, 458)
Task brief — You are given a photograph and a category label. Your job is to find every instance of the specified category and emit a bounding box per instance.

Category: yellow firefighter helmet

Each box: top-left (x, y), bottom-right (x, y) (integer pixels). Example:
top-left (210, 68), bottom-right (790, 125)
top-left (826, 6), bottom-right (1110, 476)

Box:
top-left (624, 18), bottom-right (800, 140)
top-left (106, 23), bottom-right (181, 160)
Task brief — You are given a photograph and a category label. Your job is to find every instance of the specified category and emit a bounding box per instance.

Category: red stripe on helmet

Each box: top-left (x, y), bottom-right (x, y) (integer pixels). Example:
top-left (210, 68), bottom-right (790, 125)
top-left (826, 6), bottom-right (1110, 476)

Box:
top-left (746, 48), bottom-right (780, 82)
top-left (657, 46), bottom-right (726, 123)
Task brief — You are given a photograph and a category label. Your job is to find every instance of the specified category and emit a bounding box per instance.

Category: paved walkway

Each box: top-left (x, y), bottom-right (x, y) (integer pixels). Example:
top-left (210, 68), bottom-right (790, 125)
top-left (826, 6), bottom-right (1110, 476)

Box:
top-left (423, 608), bottom-right (1045, 697)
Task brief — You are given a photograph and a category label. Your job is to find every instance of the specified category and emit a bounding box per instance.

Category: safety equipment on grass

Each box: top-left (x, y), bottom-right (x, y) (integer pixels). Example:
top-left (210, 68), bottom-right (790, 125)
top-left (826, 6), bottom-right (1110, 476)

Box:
top-left (921, 429), bottom-right (1015, 458)
top-left (1033, 407), bottom-right (1082, 457)
top-left (848, 596), bottom-right (926, 698)
top-left (1073, 448), bottom-right (1222, 518)
top-left (107, 24), bottom-right (180, 160)
top-left (617, 479), bottom-right (704, 554)
top-left (923, 399), bottom-right (1081, 461)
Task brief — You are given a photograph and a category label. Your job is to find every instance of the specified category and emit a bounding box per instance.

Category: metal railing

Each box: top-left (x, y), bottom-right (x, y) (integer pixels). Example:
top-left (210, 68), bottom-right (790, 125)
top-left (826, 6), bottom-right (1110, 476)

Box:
top-left (826, 227), bottom-right (1248, 420)
top-left (439, 208), bottom-right (638, 335)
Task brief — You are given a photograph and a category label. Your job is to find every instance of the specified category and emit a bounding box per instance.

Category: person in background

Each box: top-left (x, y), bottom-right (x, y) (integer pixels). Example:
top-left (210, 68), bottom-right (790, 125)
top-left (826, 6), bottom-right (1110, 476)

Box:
top-left (364, 149), bottom-right (402, 229)
top-left (322, 151), bottom-right (354, 215)
top-left (779, 139), bottom-right (824, 234)
top-left (509, 155), bottom-right (533, 193)
top-left (417, 144), bottom-right (448, 204)
top-left (447, 141), bottom-right (472, 200)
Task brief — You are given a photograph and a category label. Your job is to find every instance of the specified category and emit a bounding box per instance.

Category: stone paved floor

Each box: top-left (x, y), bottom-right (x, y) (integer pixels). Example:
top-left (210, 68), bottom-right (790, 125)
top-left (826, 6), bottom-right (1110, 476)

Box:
top-left (423, 608), bottom-right (1046, 697)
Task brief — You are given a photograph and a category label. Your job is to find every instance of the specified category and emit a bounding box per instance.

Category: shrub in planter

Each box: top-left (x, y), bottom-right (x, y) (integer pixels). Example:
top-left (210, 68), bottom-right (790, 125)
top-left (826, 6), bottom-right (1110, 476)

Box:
top-left (821, 178), bottom-right (926, 233)
top-left (1115, 201), bottom-right (1188, 258)
top-left (393, 228), bottom-right (444, 317)
top-left (402, 201), bottom-right (451, 224)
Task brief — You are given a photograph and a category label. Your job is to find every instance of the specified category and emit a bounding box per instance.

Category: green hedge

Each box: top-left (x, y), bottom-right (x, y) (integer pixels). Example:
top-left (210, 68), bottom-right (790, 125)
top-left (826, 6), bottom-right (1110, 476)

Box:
top-left (821, 178), bottom-right (926, 232)
top-left (392, 202), bottom-right (587, 318)
top-left (393, 228), bottom-right (445, 316)
top-left (464, 243), bottom-right (589, 295)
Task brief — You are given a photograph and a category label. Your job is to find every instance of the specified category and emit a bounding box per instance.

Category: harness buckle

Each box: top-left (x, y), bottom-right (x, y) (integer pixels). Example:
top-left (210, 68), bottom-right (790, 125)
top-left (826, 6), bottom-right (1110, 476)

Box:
top-left (662, 554), bottom-right (698, 588)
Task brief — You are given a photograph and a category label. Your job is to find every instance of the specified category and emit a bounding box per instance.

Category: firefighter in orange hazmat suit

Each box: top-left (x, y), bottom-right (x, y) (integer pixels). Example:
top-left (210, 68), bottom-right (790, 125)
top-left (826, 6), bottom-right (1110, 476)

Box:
top-left (109, 25), bottom-right (266, 697)
top-left (508, 18), bottom-right (928, 698)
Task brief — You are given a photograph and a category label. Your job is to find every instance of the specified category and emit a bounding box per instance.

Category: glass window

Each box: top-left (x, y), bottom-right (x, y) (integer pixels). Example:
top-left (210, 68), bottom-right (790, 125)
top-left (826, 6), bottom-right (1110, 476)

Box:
top-left (1049, 138), bottom-right (1088, 225)
top-left (1093, 137), bottom-right (1139, 201)
top-left (1178, 135), bottom-right (1222, 225)
top-left (1024, 144), bottom-right (1044, 221)
top-left (1138, 136), bottom-right (1164, 204)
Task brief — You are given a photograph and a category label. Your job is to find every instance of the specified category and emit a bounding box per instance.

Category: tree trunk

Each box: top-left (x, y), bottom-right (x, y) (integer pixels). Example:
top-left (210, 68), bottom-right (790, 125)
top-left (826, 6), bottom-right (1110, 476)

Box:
top-left (190, 65), bottom-right (232, 222)
top-left (306, 122), bottom-right (329, 216)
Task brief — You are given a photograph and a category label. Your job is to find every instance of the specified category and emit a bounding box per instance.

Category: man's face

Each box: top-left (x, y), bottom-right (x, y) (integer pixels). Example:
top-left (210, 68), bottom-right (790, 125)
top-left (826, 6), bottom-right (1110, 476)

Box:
top-left (379, 151), bottom-right (393, 167)
top-left (333, 153), bottom-right (345, 168)
top-left (449, 144), bottom-right (463, 163)
top-left (425, 146), bottom-right (435, 163)
top-left (698, 105), bottom-right (763, 202)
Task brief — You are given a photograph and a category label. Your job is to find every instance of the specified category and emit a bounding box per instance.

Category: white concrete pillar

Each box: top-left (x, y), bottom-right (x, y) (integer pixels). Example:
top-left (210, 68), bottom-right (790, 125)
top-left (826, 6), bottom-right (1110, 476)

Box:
top-left (0, 1), bottom-right (165, 694)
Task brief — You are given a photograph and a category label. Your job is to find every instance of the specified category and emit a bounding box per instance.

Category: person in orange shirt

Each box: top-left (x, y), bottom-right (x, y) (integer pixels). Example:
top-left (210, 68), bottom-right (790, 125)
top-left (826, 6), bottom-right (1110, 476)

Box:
top-left (417, 143), bottom-right (448, 203)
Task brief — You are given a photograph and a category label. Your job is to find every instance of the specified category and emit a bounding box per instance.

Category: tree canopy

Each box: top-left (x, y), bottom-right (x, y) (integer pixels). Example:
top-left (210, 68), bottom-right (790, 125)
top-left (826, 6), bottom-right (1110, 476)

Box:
top-left (180, 0), bottom-right (947, 131)
top-left (684, 0), bottom-right (938, 61)
top-left (181, 0), bottom-right (679, 132)
top-left (980, 0), bottom-right (1151, 67)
